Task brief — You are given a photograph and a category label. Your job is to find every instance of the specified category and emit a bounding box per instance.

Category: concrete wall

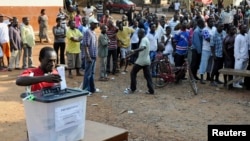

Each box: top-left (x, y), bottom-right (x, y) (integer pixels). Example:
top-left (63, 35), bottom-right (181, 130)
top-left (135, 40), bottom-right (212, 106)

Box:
top-left (0, 0), bottom-right (63, 31)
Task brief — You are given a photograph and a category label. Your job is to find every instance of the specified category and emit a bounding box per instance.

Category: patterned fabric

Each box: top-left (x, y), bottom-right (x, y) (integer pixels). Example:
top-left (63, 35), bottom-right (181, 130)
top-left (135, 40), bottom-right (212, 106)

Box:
top-left (83, 29), bottom-right (97, 57)
top-left (210, 30), bottom-right (226, 57)
top-left (174, 30), bottom-right (190, 55)
top-left (107, 26), bottom-right (118, 50)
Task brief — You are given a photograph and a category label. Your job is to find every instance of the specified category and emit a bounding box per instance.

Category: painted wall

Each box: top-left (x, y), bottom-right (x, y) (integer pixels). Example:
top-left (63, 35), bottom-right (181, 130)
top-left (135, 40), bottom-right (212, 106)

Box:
top-left (0, 0), bottom-right (63, 31)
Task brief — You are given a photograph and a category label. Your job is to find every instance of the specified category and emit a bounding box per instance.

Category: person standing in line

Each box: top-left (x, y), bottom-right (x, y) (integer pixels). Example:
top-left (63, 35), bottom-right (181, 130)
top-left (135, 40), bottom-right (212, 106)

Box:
top-left (174, 0), bottom-right (181, 13)
top-left (0, 14), bottom-right (11, 67)
top-left (223, 25), bottom-right (236, 88)
top-left (57, 7), bottom-right (69, 28)
top-left (82, 18), bottom-right (99, 93)
top-left (78, 16), bottom-right (89, 70)
top-left (100, 10), bottom-right (113, 27)
top-left (191, 18), bottom-right (205, 82)
top-left (8, 17), bottom-right (22, 71)
top-left (198, 17), bottom-right (216, 82)
top-left (116, 21), bottom-right (134, 72)
top-left (21, 17), bottom-right (36, 69)
top-left (146, 23), bottom-right (158, 76)
top-left (210, 22), bottom-right (226, 86)
top-left (38, 9), bottom-right (50, 43)
top-left (174, 22), bottom-right (190, 80)
top-left (66, 20), bottom-right (83, 78)
top-left (53, 17), bottom-right (66, 65)
top-left (98, 25), bottom-right (109, 81)
top-left (124, 28), bottom-right (154, 95)
top-left (83, 2), bottom-right (96, 22)
top-left (96, 0), bottom-right (103, 21)
top-left (233, 24), bottom-right (249, 88)
top-left (161, 26), bottom-right (175, 65)
top-left (74, 10), bottom-right (82, 28)
top-left (129, 19), bottom-right (139, 64)
top-left (106, 19), bottom-right (118, 75)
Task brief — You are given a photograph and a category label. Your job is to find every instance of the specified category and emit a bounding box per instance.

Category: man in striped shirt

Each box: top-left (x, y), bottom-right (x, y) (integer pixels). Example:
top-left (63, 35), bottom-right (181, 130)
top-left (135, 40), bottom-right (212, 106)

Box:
top-left (106, 19), bottom-right (118, 74)
top-left (96, 1), bottom-right (103, 21)
top-left (82, 18), bottom-right (99, 93)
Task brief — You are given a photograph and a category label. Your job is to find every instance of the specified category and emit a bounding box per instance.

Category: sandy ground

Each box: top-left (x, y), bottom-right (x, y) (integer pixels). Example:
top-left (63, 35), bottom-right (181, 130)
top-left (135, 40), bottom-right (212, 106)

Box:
top-left (1, 15), bottom-right (250, 141)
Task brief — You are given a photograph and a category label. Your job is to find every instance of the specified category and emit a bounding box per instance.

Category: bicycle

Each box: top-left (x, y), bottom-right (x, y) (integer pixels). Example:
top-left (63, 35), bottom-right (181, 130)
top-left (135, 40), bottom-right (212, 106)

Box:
top-left (150, 53), bottom-right (198, 95)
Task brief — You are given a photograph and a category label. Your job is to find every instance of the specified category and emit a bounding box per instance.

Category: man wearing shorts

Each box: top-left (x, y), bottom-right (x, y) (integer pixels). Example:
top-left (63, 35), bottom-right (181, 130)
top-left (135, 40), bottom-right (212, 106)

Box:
top-left (116, 21), bottom-right (134, 72)
top-left (66, 20), bottom-right (83, 78)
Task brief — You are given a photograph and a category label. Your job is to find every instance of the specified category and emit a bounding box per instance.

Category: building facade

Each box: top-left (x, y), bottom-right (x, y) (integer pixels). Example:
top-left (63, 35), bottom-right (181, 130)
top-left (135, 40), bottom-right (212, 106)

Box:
top-left (0, 0), bottom-right (63, 31)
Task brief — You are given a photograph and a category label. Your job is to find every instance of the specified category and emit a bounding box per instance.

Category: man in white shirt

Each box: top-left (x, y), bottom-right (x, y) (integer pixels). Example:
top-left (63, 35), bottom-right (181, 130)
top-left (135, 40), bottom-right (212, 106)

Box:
top-left (57, 7), bottom-right (68, 28)
top-left (83, 2), bottom-right (96, 19)
top-left (174, 0), bottom-right (180, 12)
top-left (130, 20), bottom-right (139, 64)
top-left (221, 6), bottom-right (233, 31)
top-left (168, 14), bottom-right (179, 36)
top-left (233, 24), bottom-right (249, 88)
top-left (198, 17), bottom-right (216, 83)
top-left (0, 14), bottom-right (11, 67)
top-left (125, 28), bottom-right (154, 95)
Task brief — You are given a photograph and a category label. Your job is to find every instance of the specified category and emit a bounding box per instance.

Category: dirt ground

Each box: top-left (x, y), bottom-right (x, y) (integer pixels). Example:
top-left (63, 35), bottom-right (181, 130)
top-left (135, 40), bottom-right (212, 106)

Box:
top-left (1, 17), bottom-right (250, 141)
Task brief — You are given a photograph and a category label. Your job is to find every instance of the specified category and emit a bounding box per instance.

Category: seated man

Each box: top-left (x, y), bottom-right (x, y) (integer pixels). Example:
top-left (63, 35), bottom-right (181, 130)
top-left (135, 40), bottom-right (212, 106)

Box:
top-left (16, 47), bottom-right (61, 92)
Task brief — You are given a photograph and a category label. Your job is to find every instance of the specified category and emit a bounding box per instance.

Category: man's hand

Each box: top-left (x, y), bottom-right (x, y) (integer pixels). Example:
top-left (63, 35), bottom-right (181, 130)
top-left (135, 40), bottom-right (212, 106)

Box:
top-left (43, 74), bottom-right (62, 83)
top-left (86, 56), bottom-right (92, 63)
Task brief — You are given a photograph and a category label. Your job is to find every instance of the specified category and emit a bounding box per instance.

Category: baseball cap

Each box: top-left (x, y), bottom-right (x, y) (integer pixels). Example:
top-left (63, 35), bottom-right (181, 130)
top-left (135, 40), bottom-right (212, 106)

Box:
top-left (89, 18), bottom-right (99, 24)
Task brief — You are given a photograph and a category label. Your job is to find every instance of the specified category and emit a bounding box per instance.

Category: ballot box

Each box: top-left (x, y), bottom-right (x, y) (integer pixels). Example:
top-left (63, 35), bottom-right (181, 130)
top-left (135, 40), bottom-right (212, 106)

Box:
top-left (21, 87), bottom-right (89, 141)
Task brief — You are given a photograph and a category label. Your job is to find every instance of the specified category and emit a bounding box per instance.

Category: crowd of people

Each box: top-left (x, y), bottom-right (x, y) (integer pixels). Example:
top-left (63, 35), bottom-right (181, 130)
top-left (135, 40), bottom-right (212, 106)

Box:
top-left (3, 0), bottom-right (250, 94)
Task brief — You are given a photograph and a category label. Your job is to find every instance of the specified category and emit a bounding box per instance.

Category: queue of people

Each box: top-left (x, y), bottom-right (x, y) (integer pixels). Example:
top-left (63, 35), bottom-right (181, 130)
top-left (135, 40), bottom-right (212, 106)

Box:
top-left (5, 1), bottom-right (250, 94)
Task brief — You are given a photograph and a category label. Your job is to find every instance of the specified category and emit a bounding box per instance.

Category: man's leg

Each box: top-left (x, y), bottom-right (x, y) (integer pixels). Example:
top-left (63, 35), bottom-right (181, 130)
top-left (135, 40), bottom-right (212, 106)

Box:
top-left (16, 49), bottom-right (22, 69)
top-left (67, 53), bottom-right (74, 78)
top-left (60, 42), bottom-right (66, 64)
top-left (210, 58), bottom-right (219, 86)
top-left (27, 46), bottom-right (33, 67)
top-left (2, 43), bottom-right (11, 66)
top-left (8, 50), bottom-right (17, 71)
top-left (112, 49), bottom-right (118, 74)
top-left (130, 64), bottom-right (141, 92)
top-left (143, 65), bottom-right (154, 94)
top-left (22, 47), bottom-right (28, 69)
top-left (75, 53), bottom-right (82, 76)
top-left (233, 59), bottom-right (244, 87)
top-left (190, 49), bottom-right (200, 80)
top-left (53, 42), bottom-right (60, 64)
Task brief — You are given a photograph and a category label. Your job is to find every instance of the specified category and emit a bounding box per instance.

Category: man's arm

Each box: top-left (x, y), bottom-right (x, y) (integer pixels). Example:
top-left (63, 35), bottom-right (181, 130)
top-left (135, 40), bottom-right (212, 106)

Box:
top-left (16, 74), bottom-right (61, 86)
top-left (126, 47), bottom-right (146, 58)
top-left (234, 36), bottom-right (240, 60)
top-left (9, 27), bottom-right (17, 50)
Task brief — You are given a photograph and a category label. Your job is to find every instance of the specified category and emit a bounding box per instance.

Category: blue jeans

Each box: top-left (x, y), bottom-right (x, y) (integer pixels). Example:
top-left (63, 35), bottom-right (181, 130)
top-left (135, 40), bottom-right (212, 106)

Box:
top-left (150, 51), bottom-right (157, 76)
top-left (82, 57), bottom-right (96, 93)
top-left (198, 50), bottom-right (212, 75)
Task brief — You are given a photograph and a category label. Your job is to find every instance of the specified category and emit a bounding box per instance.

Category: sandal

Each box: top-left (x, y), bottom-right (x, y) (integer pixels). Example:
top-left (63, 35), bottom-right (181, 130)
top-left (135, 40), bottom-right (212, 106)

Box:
top-left (145, 91), bottom-right (154, 95)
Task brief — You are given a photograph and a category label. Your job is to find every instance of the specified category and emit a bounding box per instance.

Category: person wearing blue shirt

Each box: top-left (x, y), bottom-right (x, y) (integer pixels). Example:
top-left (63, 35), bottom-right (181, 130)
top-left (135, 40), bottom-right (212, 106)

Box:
top-left (174, 21), bottom-right (190, 80)
top-left (191, 18), bottom-right (205, 82)
top-left (210, 22), bottom-right (226, 86)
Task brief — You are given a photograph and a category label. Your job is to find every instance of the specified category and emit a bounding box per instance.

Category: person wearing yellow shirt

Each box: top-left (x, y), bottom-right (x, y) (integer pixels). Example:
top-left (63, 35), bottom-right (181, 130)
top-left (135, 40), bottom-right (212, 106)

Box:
top-left (116, 21), bottom-right (134, 72)
top-left (66, 20), bottom-right (83, 78)
top-left (20, 17), bottom-right (36, 69)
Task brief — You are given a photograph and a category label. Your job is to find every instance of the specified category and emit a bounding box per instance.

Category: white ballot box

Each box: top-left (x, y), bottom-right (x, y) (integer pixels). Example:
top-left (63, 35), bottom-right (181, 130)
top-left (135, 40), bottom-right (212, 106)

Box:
top-left (21, 87), bottom-right (89, 141)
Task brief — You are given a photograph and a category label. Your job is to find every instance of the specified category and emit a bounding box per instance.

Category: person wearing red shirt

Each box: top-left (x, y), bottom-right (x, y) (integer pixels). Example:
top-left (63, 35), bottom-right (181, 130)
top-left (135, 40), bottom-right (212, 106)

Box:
top-left (16, 47), bottom-right (61, 92)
